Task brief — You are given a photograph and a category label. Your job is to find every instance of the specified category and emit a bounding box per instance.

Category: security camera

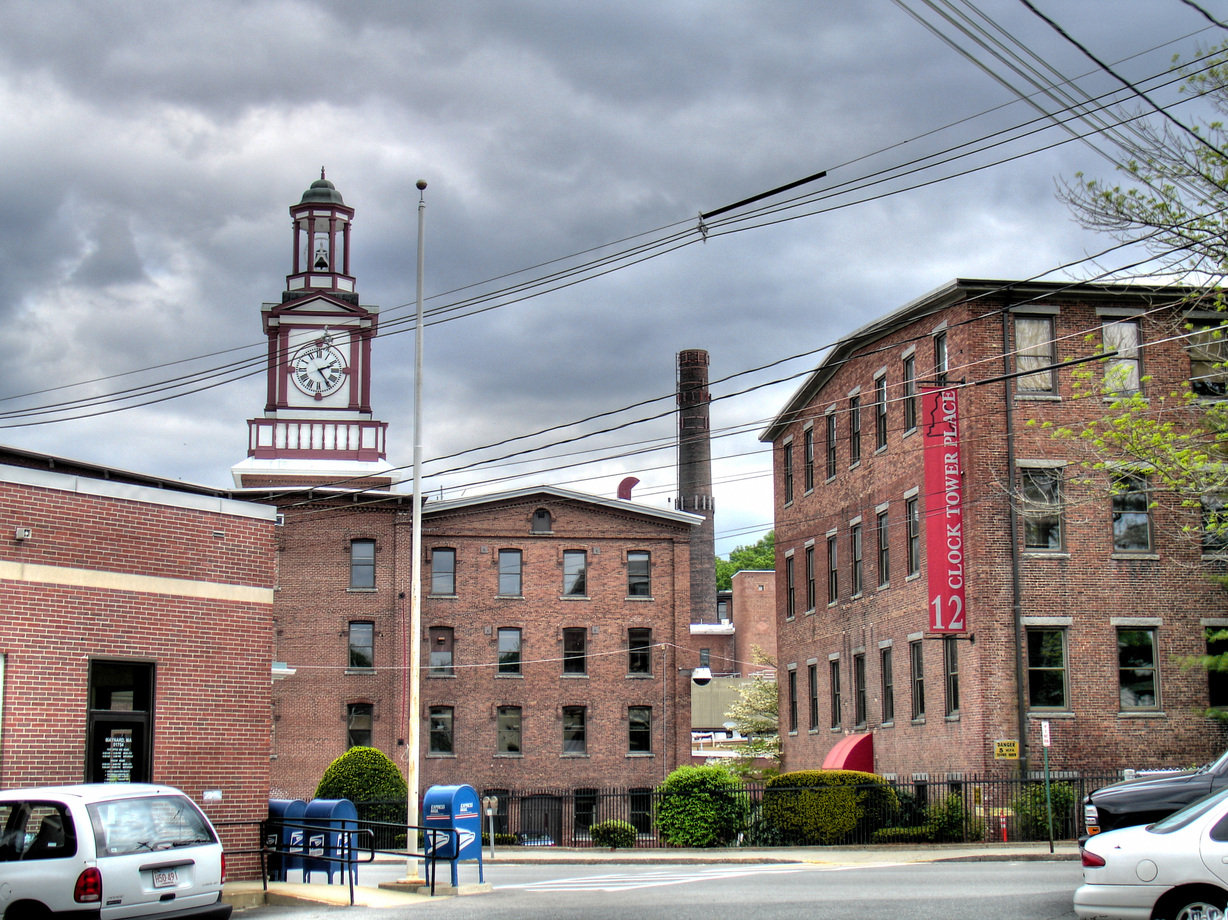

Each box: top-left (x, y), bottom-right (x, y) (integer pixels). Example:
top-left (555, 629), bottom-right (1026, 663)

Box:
top-left (691, 666), bottom-right (712, 687)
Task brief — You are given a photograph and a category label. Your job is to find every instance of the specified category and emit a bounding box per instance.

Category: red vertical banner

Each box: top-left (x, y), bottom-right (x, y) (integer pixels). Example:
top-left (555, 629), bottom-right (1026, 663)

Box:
top-left (921, 386), bottom-right (967, 633)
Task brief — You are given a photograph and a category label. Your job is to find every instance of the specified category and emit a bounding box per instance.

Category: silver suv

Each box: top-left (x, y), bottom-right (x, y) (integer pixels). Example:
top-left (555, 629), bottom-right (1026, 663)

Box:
top-left (0, 783), bottom-right (231, 920)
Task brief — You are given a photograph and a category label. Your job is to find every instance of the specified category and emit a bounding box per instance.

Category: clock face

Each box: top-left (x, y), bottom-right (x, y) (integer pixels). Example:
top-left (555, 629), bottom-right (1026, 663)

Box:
top-left (290, 340), bottom-right (347, 399)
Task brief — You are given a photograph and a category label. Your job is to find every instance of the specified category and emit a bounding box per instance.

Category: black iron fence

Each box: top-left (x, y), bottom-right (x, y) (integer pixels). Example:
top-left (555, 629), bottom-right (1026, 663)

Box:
top-left (353, 773), bottom-right (1118, 848)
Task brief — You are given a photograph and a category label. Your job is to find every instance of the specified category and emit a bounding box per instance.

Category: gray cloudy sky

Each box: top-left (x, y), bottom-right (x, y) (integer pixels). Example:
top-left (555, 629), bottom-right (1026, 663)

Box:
top-left (1, 0), bottom-right (1223, 554)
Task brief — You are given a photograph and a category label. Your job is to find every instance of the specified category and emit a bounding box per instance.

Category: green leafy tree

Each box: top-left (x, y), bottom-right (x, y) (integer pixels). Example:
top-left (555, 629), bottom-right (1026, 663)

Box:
top-left (715, 530), bottom-right (774, 591)
top-left (724, 647), bottom-right (780, 778)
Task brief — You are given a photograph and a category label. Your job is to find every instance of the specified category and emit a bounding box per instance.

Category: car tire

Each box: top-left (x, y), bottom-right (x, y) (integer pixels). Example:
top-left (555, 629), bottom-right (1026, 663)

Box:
top-left (1159, 887), bottom-right (1228, 920)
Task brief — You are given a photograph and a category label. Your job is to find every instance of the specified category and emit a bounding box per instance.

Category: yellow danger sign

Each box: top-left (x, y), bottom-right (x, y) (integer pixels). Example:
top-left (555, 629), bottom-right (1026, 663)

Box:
top-left (994, 739), bottom-right (1019, 760)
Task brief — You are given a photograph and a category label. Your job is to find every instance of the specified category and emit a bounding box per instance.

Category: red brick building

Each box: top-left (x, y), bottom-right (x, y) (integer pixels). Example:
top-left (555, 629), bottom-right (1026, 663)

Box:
top-left (762, 279), bottom-right (1228, 780)
top-left (0, 445), bottom-right (277, 857)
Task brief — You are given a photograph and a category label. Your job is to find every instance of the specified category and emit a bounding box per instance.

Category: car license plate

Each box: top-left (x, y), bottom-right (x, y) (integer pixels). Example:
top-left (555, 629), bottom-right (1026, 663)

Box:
top-left (153, 868), bottom-right (178, 888)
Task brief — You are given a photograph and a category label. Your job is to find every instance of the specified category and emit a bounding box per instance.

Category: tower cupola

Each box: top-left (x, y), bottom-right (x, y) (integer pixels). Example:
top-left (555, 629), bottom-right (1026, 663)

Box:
top-left (286, 168), bottom-right (357, 303)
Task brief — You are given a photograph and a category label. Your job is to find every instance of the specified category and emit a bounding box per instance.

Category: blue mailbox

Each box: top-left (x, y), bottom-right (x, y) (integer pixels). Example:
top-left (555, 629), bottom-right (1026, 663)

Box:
top-left (266, 799), bottom-right (306, 881)
top-left (301, 798), bottom-right (358, 884)
top-left (422, 784), bottom-right (484, 887)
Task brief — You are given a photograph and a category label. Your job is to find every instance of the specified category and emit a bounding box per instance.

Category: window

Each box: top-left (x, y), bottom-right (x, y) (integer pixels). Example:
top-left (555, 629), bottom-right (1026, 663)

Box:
top-left (803, 428), bottom-right (815, 492)
top-left (874, 375), bottom-right (888, 451)
top-left (498, 550), bottom-right (522, 596)
top-left (497, 627), bottom-right (522, 674)
top-left (787, 669), bottom-right (798, 733)
top-left (854, 654), bottom-right (867, 727)
top-left (902, 353), bottom-right (918, 431)
top-left (574, 789), bottom-right (597, 836)
top-left (563, 550), bottom-right (587, 596)
top-left (0, 801), bottom-right (76, 861)
top-left (876, 509), bottom-right (890, 587)
top-left (1188, 323), bottom-right (1228, 397)
top-left (563, 627), bottom-right (587, 674)
top-left (429, 626), bottom-right (454, 677)
top-left (1204, 494), bottom-right (1228, 555)
top-left (881, 646), bottom-right (895, 723)
top-left (808, 663), bottom-right (819, 731)
top-left (1118, 628), bottom-right (1158, 710)
top-left (627, 551), bottom-right (651, 597)
top-left (628, 706), bottom-right (652, 753)
top-left (1021, 467), bottom-right (1063, 550)
top-left (906, 497), bottom-right (920, 576)
top-left (934, 331), bottom-right (948, 386)
top-left (1208, 629), bottom-right (1228, 709)
top-left (805, 544), bottom-right (816, 611)
top-left (783, 440), bottom-right (794, 504)
top-left (785, 554), bottom-right (796, 619)
top-left (849, 395), bottom-right (861, 465)
top-left (348, 621), bottom-right (374, 669)
top-left (825, 412), bottom-right (837, 479)
top-left (1015, 315), bottom-right (1056, 394)
top-left (699, 648), bottom-right (710, 668)
top-left (1026, 628), bottom-right (1067, 710)
top-left (850, 523), bottom-right (863, 596)
top-left (943, 637), bottom-right (959, 717)
top-left (428, 706), bottom-right (453, 754)
top-left (1103, 320), bottom-right (1142, 395)
top-left (347, 702), bottom-right (372, 748)
top-left (531, 508), bottom-right (553, 532)
top-left (497, 706), bottom-right (522, 754)
top-left (350, 539), bottom-right (375, 589)
top-left (629, 788), bottom-right (652, 832)
top-left (829, 659), bottom-right (842, 729)
top-left (717, 597), bottom-right (730, 622)
top-left (826, 534), bottom-right (838, 604)
top-left (910, 640), bottom-right (925, 720)
top-left (628, 628), bottom-right (652, 674)
top-left (563, 706), bottom-right (587, 754)
top-left (430, 548), bottom-right (456, 595)
top-left (1112, 474), bottom-right (1153, 553)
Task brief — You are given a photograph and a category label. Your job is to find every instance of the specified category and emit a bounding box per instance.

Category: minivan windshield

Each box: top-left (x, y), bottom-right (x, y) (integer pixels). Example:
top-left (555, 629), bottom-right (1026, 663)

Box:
top-left (87, 794), bottom-right (216, 857)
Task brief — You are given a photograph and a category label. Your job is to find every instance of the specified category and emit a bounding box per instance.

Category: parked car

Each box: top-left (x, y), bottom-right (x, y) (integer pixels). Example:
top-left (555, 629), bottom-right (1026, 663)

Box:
top-left (1084, 750), bottom-right (1228, 838)
top-left (1075, 785), bottom-right (1228, 920)
top-left (0, 783), bottom-right (231, 920)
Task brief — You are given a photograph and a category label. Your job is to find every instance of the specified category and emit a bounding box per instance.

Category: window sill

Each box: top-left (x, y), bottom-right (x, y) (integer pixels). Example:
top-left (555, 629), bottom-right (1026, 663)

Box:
top-left (1015, 393), bottom-right (1061, 401)
top-left (495, 673), bottom-right (524, 679)
top-left (344, 668), bottom-right (375, 676)
top-left (875, 445), bottom-right (887, 456)
top-left (561, 673), bottom-right (589, 679)
top-left (428, 593), bottom-right (458, 600)
top-left (1022, 550), bottom-right (1070, 559)
top-left (626, 752), bottom-right (654, 758)
top-left (911, 717), bottom-right (926, 726)
top-left (903, 426), bottom-right (917, 438)
top-left (626, 596), bottom-right (655, 602)
top-left (880, 720), bottom-right (894, 729)
top-left (1028, 710), bottom-right (1074, 718)
top-left (829, 726), bottom-right (842, 733)
top-left (560, 595), bottom-right (591, 601)
top-left (426, 673), bottom-right (456, 679)
top-left (1110, 552), bottom-right (1159, 561)
top-left (1118, 710), bottom-right (1165, 718)
top-left (426, 753), bottom-right (456, 759)
top-left (625, 673), bottom-right (655, 679)
top-left (945, 713), bottom-right (960, 722)
top-left (905, 572), bottom-right (920, 582)
top-left (494, 752), bottom-right (524, 758)
top-left (496, 594), bottom-right (525, 600)
top-left (561, 753), bottom-right (590, 759)
top-left (804, 607), bottom-right (815, 617)
top-left (849, 461), bottom-right (862, 471)
top-left (347, 587), bottom-right (377, 594)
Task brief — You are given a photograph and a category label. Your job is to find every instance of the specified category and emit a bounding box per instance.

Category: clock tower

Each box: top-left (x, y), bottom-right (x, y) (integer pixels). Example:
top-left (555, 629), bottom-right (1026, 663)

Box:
top-left (231, 171), bottom-right (396, 488)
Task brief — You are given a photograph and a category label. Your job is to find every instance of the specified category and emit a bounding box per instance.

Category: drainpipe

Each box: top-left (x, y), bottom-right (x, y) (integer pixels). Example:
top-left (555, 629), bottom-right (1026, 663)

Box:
top-left (1003, 308), bottom-right (1030, 776)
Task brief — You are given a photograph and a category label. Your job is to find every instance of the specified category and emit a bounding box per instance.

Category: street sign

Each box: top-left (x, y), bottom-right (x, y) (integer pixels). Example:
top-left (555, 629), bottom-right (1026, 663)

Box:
top-left (1042, 720), bottom-right (1051, 748)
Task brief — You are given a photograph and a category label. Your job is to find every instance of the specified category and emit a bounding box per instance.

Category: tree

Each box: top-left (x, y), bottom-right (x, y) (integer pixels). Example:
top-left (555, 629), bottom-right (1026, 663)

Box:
top-left (724, 646), bottom-right (780, 778)
top-left (715, 530), bottom-right (774, 591)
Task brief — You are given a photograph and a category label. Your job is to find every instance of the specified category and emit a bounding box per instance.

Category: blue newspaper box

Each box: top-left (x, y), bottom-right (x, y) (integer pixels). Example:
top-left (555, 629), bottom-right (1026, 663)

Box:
top-left (301, 798), bottom-right (358, 884)
top-left (266, 799), bottom-right (306, 881)
top-left (423, 784), bottom-right (484, 887)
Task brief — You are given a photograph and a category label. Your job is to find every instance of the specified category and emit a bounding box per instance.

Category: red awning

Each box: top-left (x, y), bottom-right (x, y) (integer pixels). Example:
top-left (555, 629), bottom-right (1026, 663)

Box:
top-left (821, 732), bottom-right (874, 773)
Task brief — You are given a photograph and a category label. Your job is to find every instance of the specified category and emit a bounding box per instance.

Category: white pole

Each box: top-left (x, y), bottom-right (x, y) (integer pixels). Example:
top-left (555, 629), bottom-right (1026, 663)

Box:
top-left (405, 179), bottom-right (427, 883)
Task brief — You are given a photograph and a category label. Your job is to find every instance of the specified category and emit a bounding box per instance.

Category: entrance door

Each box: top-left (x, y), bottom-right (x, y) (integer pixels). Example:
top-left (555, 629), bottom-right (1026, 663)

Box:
top-left (86, 661), bottom-right (154, 783)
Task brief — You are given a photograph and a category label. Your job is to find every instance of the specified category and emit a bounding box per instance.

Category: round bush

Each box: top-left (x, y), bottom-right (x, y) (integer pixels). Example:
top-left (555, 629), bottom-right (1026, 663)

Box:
top-left (315, 746), bottom-right (408, 834)
top-left (762, 770), bottom-right (898, 845)
top-left (589, 819), bottom-right (637, 849)
top-left (655, 765), bottom-right (748, 847)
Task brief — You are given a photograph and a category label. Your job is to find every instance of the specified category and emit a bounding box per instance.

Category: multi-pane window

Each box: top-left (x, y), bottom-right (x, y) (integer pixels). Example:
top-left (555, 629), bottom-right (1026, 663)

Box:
top-left (1204, 494), bottom-right (1228, 555)
top-left (1103, 320), bottom-right (1142, 395)
top-left (347, 702), bottom-right (372, 748)
top-left (563, 627), bottom-right (587, 674)
top-left (628, 628), bottom-right (652, 674)
top-left (350, 539), bottom-right (375, 589)
top-left (563, 706), bottom-right (587, 754)
top-left (1188, 323), bottom-right (1228, 398)
top-left (881, 646), bottom-right (895, 723)
top-left (803, 428), bottom-right (815, 492)
top-left (943, 637), bottom-right (960, 717)
top-left (563, 550), bottom-right (587, 596)
top-left (910, 640), bottom-right (926, 720)
top-left (1112, 474), bottom-right (1153, 553)
top-left (1015, 315), bottom-right (1057, 394)
top-left (854, 654), bottom-right (867, 727)
top-left (849, 395), bottom-right (862, 465)
top-left (787, 669), bottom-right (798, 733)
top-left (497, 627), bottom-right (522, 674)
top-left (1026, 628), bottom-right (1067, 710)
top-left (348, 621), bottom-right (374, 669)
top-left (1118, 628), bottom-right (1158, 710)
top-left (906, 497), bottom-right (920, 576)
top-left (902, 353), bottom-right (918, 431)
top-left (627, 551), bottom-right (651, 597)
top-left (699, 648), bottom-right (710, 668)
top-left (876, 509), bottom-right (890, 587)
top-left (850, 523), bottom-right (863, 596)
top-left (785, 555), bottom-right (796, 619)
top-left (429, 626), bottom-right (454, 677)
top-left (498, 549), bottom-right (522, 596)
top-left (574, 789), bottom-right (597, 836)
top-left (1020, 467), bottom-right (1063, 550)
top-left (934, 331), bottom-right (949, 385)
top-left (825, 412), bottom-right (838, 479)
top-left (874, 375), bottom-right (888, 451)
top-left (783, 441), bottom-right (794, 504)
top-left (826, 534), bottom-right (838, 605)
top-left (430, 548), bottom-right (456, 595)
top-left (1208, 629), bottom-right (1228, 709)
top-left (428, 706), bottom-right (453, 754)
top-left (628, 706), bottom-right (652, 753)
top-left (829, 659), bottom-right (842, 729)
top-left (805, 544), bottom-right (816, 612)
top-left (808, 663), bottom-right (819, 731)
top-left (497, 706), bottom-right (522, 754)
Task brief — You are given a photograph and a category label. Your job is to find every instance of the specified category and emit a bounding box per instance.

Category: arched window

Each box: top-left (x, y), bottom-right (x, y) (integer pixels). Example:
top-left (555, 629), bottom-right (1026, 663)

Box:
top-left (531, 508), bottom-right (553, 533)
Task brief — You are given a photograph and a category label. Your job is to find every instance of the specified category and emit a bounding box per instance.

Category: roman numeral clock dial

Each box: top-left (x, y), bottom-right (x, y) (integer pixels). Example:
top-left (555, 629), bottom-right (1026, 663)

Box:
top-left (291, 340), bottom-right (347, 399)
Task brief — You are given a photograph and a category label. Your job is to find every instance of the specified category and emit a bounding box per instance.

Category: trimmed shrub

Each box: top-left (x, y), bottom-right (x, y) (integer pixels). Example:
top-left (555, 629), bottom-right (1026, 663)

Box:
top-left (315, 746), bottom-right (409, 832)
top-left (1012, 782), bottom-right (1078, 840)
top-left (871, 790), bottom-right (984, 843)
top-left (590, 819), bottom-right (637, 849)
top-left (654, 765), bottom-right (747, 847)
top-left (761, 770), bottom-right (898, 845)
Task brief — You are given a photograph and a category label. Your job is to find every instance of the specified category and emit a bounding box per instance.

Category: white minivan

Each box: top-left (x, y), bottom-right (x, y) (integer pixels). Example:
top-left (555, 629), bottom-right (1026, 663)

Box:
top-left (0, 784), bottom-right (231, 920)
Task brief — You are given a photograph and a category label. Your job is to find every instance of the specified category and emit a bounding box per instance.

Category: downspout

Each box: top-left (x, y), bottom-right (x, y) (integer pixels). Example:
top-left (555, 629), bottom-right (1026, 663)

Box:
top-left (1003, 308), bottom-right (1030, 776)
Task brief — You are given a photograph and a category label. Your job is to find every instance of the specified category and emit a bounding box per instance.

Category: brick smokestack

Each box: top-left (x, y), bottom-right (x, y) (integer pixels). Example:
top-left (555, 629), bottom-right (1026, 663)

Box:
top-left (677, 349), bottom-right (716, 625)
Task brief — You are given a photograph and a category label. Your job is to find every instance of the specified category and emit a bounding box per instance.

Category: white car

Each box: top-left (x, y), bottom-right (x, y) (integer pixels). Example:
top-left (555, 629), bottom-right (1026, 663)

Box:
top-left (0, 783), bottom-right (231, 920)
top-left (1075, 785), bottom-right (1228, 920)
